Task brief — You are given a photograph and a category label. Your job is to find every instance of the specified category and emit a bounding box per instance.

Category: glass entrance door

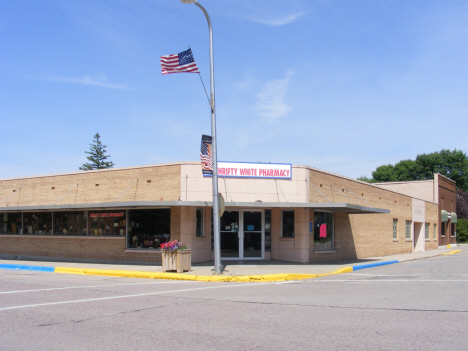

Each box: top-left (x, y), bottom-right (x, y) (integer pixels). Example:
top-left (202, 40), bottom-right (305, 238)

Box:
top-left (243, 211), bottom-right (262, 258)
top-left (220, 211), bottom-right (240, 258)
top-left (220, 210), bottom-right (263, 260)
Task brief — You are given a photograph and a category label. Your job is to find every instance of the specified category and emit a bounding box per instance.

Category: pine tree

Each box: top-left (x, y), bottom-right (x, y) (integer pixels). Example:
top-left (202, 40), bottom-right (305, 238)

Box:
top-left (79, 133), bottom-right (115, 171)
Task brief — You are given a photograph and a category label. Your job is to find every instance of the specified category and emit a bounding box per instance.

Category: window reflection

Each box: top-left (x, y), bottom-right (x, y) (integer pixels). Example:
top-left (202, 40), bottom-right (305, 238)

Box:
top-left (23, 212), bottom-right (53, 235)
top-left (127, 209), bottom-right (170, 249)
top-left (314, 212), bottom-right (333, 251)
top-left (89, 211), bottom-right (126, 236)
top-left (54, 212), bottom-right (87, 235)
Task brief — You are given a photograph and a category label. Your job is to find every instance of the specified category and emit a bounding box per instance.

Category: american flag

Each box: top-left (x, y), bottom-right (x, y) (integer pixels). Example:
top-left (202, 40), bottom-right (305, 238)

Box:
top-left (160, 48), bottom-right (200, 75)
top-left (200, 135), bottom-right (213, 172)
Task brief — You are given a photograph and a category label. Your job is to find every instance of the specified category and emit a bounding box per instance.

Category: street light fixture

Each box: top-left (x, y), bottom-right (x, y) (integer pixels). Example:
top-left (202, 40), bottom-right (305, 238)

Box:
top-left (180, 0), bottom-right (222, 275)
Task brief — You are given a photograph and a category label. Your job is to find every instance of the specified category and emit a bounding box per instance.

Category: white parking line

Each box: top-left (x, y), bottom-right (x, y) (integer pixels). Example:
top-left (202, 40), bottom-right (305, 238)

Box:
top-left (348, 273), bottom-right (468, 277)
top-left (0, 282), bottom-right (269, 311)
top-left (0, 280), bottom-right (197, 295)
top-left (314, 279), bottom-right (468, 283)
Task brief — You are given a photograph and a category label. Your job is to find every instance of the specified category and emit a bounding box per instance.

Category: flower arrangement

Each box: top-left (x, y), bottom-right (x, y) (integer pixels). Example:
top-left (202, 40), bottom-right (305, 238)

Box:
top-left (160, 240), bottom-right (187, 252)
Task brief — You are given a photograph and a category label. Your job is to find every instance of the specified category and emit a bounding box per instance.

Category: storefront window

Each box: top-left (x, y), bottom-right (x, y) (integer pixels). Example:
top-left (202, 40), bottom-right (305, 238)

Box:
top-left (211, 209), bottom-right (214, 250)
top-left (127, 209), bottom-right (170, 249)
top-left (23, 212), bottom-right (52, 235)
top-left (282, 210), bottom-right (294, 238)
top-left (265, 210), bottom-right (271, 252)
top-left (314, 212), bottom-right (333, 251)
top-left (196, 208), bottom-right (204, 237)
top-left (54, 212), bottom-right (87, 235)
top-left (89, 210), bottom-right (126, 236)
top-left (0, 213), bottom-right (22, 234)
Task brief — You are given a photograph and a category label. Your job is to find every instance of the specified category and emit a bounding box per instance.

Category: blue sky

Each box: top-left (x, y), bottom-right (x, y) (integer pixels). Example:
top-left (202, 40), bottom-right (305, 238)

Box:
top-left (1, 0), bottom-right (467, 180)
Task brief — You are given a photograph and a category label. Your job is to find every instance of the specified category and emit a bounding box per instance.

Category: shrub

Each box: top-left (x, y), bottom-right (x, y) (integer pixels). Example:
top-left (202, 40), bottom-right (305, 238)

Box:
top-left (456, 218), bottom-right (468, 243)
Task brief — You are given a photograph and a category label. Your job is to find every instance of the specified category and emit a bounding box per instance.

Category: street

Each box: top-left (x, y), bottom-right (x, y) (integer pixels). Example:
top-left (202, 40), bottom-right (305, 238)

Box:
top-left (1, 251), bottom-right (467, 350)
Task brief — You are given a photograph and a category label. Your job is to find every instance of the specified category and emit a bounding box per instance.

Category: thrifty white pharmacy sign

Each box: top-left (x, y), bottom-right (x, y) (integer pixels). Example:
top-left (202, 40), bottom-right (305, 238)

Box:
top-left (205, 162), bottom-right (292, 179)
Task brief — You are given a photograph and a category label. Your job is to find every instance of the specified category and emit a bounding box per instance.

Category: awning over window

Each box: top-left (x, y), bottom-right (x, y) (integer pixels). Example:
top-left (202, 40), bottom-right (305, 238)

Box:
top-left (0, 201), bottom-right (389, 214)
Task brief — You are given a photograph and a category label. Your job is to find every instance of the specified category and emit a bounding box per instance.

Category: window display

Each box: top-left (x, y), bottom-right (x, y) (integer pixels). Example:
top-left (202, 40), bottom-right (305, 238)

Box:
top-left (314, 211), bottom-right (333, 251)
top-left (54, 212), bottom-right (87, 235)
top-left (196, 208), bottom-right (204, 237)
top-left (23, 212), bottom-right (52, 235)
top-left (282, 210), bottom-right (294, 237)
top-left (0, 212), bottom-right (22, 234)
top-left (89, 211), bottom-right (126, 236)
top-left (264, 210), bottom-right (271, 252)
top-left (127, 209), bottom-right (170, 249)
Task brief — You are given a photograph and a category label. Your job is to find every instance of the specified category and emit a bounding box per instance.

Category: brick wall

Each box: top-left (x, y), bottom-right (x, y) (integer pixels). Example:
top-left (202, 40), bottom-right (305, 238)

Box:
top-left (307, 167), bottom-right (440, 262)
top-left (178, 206), bottom-right (212, 263)
top-left (0, 164), bottom-right (181, 207)
top-left (0, 204), bottom-right (185, 263)
top-left (438, 175), bottom-right (457, 245)
top-left (0, 236), bottom-right (165, 263)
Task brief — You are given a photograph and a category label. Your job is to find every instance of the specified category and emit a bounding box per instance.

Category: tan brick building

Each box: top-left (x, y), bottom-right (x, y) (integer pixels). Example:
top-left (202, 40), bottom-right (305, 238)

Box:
top-left (0, 162), bottom-right (455, 264)
top-left (374, 173), bottom-right (457, 247)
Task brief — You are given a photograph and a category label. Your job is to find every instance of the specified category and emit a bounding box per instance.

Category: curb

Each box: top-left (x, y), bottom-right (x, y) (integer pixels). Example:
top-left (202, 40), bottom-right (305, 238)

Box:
top-left (0, 263), bottom-right (55, 273)
top-left (441, 250), bottom-right (462, 256)
top-left (0, 250), bottom-right (463, 282)
top-left (54, 266), bottom-right (354, 282)
top-left (351, 260), bottom-right (399, 271)
top-left (0, 263), bottom-right (353, 282)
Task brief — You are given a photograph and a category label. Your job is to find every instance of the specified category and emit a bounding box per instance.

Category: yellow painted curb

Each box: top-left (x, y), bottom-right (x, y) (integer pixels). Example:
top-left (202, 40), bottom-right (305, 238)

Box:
top-left (320, 267), bottom-right (353, 275)
top-left (54, 266), bottom-right (355, 282)
top-left (441, 250), bottom-right (461, 256)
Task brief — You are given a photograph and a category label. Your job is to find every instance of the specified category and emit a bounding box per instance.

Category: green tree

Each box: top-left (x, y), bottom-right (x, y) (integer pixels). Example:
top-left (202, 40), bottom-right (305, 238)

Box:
top-left (416, 149), bottom-right (468, 191)
top-left (457, 188), bottom-right (468, 220)
top-left (456, 218), bottom-right (468, 243)
top-left (368, 164), bottom-right (396, 182)
top-left (357, 175), bottom-right (376, 183)
top-left (360, 149), bottom-right (468, 192)
top-left (79, 133), bottom-right (115, 171)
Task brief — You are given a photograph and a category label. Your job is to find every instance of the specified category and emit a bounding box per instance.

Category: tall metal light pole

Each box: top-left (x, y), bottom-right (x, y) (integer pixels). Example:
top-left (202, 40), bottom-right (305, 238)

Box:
top-left (180, 0), bottom-right (221, 274)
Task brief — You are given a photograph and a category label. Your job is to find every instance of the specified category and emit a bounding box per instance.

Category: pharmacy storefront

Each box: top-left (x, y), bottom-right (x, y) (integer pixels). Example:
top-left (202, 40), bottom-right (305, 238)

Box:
top-left (1, 161), bottom-right (441, 265)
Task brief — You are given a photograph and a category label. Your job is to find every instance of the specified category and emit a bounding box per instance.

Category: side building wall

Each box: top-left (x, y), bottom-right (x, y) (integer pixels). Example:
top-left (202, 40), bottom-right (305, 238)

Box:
top-left (307, 168), bottom-right (439, 262)
top-left (437, 174), bottom-right (457, 246)
top-left (0, 164), bottom-right (182, 206)
top-left (0, 164), bottom-right (182, 264)
top-left (0, 207), bottom-right (182, 264)
top-left (375, 180), bottom-right (436, 203)
top-left (0, 163), bottom-right (446, 264)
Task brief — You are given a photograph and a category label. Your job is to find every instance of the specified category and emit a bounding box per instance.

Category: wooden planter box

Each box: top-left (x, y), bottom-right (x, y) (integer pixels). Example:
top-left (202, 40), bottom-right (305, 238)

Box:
top-left (161, 249), bottom-right (192, 273)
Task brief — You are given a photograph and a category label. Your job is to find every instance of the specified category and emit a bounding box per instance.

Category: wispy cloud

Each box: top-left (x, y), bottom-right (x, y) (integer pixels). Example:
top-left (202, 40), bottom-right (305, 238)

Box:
top-left (248, 12), bottom-right (305, 26)
top-left (255, 71), bottom-right (293, 119)
top-left (42, 73), bottom-right (133, 90)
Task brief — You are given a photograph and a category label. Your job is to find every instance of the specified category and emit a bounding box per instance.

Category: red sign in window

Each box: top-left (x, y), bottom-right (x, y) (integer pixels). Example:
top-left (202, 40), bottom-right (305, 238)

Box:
top-left (90, 212), bottom-right (124, 218)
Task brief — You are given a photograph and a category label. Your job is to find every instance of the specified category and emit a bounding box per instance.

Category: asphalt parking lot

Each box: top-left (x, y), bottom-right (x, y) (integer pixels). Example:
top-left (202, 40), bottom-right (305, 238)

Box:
top-left (1, 250), bottom-right (467, 350)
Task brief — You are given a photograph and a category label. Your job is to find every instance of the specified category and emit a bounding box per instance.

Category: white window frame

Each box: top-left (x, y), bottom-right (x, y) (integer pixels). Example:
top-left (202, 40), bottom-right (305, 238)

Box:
top-left (405, 220), bottom-right (412, 241)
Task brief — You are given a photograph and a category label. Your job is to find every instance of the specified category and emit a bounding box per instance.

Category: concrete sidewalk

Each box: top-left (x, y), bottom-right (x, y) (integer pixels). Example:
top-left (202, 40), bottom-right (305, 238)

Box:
top-left (0, 245), bottom-right (465, 282)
